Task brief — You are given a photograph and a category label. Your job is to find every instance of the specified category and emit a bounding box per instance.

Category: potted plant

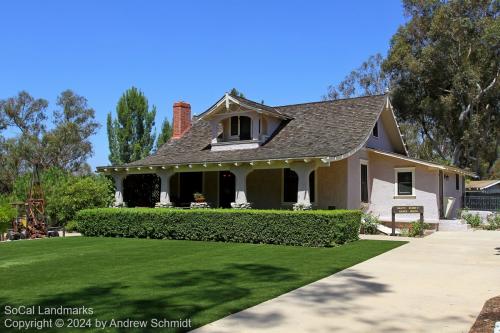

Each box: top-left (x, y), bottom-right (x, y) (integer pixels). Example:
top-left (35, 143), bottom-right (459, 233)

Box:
top-left (190, 193), bottom-right (210, 209)
top-left (193, 192), bottom-right (206, 203)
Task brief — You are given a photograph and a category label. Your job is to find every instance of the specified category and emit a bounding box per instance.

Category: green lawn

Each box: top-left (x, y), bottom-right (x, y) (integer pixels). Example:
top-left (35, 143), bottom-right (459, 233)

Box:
top-left (0, 237), bottom-right (405, 332)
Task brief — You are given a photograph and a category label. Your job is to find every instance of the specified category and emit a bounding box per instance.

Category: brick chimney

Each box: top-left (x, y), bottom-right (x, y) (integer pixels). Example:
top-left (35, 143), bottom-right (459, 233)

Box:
top-left (172, 101), bottom-right (191, 139)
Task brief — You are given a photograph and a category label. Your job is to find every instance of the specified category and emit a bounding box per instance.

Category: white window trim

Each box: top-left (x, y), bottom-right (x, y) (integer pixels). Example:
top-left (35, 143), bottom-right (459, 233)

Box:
top-left (394, 167), bottom-right (416, 198)
top-left (360, 159), bottom-right (369, 203)
top-left (281, 168), bottom-right (317, 204)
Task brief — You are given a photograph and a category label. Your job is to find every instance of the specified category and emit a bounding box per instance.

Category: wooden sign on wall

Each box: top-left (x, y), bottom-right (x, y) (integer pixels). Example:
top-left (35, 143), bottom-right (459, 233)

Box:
top-left (391, 206), bottom-right (424, 236)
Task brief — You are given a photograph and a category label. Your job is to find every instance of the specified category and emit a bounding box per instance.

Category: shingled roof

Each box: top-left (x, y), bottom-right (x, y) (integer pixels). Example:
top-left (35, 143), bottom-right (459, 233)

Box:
top-left (125, 94), bottom-right (387, 167)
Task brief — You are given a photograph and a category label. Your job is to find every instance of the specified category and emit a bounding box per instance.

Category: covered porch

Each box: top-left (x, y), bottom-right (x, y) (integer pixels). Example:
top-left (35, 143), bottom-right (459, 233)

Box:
top-left (100, 157), bottom-right (348, 210)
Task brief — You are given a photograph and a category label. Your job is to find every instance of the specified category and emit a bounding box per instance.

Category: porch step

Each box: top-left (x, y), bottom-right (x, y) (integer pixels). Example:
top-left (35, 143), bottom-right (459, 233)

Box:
top-left (438, 220), bottom-right (471, 232)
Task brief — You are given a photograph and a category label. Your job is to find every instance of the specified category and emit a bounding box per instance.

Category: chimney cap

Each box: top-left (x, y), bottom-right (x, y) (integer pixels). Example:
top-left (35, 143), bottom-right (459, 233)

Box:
top-left (174, 101), bottom-right (191, 108)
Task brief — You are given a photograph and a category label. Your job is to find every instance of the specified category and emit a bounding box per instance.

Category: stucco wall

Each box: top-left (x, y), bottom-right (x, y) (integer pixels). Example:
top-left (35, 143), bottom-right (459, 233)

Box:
top-left (442, 171), bottom-right (463, 218)
top-left (203, 171), bottom-right (219, 207)
top-left (345, 150), bottom-right (370, 209)
top-left (365, 118), bottom-right (395, 152)
top-left (316, 159), bottom-right (348, 209)
top-left (247, 169), bottom-right (282, 209)
top-left (367, 152), bottom-right (440, 222)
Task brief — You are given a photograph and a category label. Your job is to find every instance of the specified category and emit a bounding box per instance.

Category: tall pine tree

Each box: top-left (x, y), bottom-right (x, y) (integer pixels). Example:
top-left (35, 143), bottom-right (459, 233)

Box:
top-left (155, 119), bottom-right (172, 150)
top-left (107, 87), bottom-right (156, 165)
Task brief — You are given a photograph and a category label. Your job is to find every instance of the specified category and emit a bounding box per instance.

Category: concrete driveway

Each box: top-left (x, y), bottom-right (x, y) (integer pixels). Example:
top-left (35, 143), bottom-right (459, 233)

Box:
top-left (193, 231), bottom-right (500, 333)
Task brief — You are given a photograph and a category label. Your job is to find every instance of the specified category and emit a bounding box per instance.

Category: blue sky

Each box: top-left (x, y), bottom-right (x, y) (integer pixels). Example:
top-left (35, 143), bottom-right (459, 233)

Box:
top-left (0, 0), bottom-right (405, 169)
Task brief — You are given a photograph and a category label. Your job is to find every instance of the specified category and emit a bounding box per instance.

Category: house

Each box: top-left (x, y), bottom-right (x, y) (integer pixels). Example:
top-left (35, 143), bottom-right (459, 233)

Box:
top-left (465, 180), bottom-right (500, 211)
top-left (97, 93), bottom-right (475, 224)
top-left (466, 180), bottom-right (500, 194)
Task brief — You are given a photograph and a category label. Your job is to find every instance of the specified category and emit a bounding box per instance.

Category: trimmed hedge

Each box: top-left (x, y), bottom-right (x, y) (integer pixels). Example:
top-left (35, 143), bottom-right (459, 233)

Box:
top-left (75, 208), bottom-right (362, 247)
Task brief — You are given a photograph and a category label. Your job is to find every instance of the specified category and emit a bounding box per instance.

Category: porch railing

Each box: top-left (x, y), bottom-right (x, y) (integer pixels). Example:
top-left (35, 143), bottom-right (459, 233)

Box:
top-left (464, 195), bottom-right (500, 212)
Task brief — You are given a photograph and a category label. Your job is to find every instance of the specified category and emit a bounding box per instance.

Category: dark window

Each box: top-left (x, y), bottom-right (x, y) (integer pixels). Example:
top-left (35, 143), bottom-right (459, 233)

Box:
top-left (230, 116), bottom-right (238, 136)
top-left (397, 172), bottom-right (413, 195)
top-left (283, 169), bottom-right (298, 202)
top-left (455, 174), bottom-right (459, 191)
top-left (309, 171), bottom-right (315, 202)
top-left (239, 116), bottom-right (251, 140)
top-left (361, 164), bottom-right (368, 203)
top-left (179, 172), bottom-right (203, 205)
top-left (373, 122), bottom-right (379, 137)
top-left (283, 169), bottom-right (315, 202)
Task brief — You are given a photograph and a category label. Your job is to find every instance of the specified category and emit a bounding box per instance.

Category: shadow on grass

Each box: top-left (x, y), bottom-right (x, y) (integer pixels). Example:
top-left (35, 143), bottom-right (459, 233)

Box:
top-left (0, 264), bottom-right (296, 333)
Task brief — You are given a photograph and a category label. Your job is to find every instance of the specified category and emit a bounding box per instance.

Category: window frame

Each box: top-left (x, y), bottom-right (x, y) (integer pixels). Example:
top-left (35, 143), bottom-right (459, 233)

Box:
top-left (394, 167), bottom-right (416, 198)
top-left (455, 173), bottom-right (459, 191)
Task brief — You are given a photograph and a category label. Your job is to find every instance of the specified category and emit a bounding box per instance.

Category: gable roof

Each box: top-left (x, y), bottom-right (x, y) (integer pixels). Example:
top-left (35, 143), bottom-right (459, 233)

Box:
top-left (122, 94), bottom-right (388, 167)
top-left (198, 93), bottom-right (290, 120)
top-left (466, 180), bottom-right (500, 191)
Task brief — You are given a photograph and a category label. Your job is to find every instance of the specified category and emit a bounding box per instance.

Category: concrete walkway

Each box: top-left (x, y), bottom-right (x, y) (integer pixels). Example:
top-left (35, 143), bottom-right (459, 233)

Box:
top-left (194, 231), bottom-right (500, 333)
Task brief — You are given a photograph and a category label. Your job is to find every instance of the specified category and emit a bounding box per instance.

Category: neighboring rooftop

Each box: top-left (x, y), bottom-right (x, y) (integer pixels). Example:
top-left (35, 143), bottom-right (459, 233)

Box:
top-left (122, 94), bottom-right (388, 167)
top-left (466, 180), bottom-right (500, 191)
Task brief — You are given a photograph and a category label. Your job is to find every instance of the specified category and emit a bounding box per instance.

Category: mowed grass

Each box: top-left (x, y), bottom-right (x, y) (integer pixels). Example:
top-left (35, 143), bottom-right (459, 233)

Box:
top-left (0, 237), bottom-right (405, 332)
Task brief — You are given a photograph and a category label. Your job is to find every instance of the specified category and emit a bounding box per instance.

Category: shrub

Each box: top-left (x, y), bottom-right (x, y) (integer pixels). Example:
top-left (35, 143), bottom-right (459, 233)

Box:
top-left (48, 175), bottom-right (114, 227)
top-left (484, 213), bottom-right (500, 230)
top-left (12, 168), bottom-right (114, 227)
top-left (361, 213), bottom-right (379, 234)
top-left (462, 212), bottom-right (482, 228)
top-left (64, 220), bottom-right (79, 233)
top-left (75, 208), bottom-right (362, 247)
top-left (408, 220), bottom-right (429, 237)
top-left (0, 202), bottom-right (16, 240)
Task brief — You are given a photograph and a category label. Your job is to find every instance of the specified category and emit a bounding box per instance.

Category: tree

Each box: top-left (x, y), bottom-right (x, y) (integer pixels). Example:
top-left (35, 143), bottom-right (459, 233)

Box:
top-left (0, 90), bottom-right (99, 193)
top-left (156, 119), bottom-right (172, 150)
top-left (324, 53), bottom-right (388, 100)
top-left (107, 87), bottom-right (156, 164)
top-left (0, 138), bottom-right (27, 193)
top-left (383, 0), bottom-right (499, 177)
top-left (12, 167), bottom-right (113, 226)
top-left (229, 88), bottom-right (245, 98)
top-left (323, 53), bottom-right (438, 161)
top-left (0, 91), bottom-right (48, 168)
top-left (43, 90), bottom-right (99, 171)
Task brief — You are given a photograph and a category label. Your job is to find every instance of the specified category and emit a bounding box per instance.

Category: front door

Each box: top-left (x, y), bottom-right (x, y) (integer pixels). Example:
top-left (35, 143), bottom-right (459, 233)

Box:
top-left (219, 171), bottom-right (235, 208)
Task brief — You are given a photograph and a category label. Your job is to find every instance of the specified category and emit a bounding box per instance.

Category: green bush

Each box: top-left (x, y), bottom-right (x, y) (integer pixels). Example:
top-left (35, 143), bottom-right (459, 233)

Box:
top-left (462, 212), bottom-right (482, 228)
top-left (48, 176), bottom-right (114, 227)
top-left (64, 220), bottom-right (79, 233)
top-left (361, 213), bottom-right (379, 234)
top-left (0, 202), bottom-right (16, 239)
top-left (408, 220), bottom-right (429, 237)
top-left (75, 208), bottom-right (362, 247)
top-left (484, 213), bottom-right (500, 230)
top-left (12, 168), bottom-right (114, 226)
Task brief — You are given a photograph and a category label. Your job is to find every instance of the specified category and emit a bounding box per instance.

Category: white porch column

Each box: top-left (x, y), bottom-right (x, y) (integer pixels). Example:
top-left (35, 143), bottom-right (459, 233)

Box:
top-left (157, 170), bottom-right (174, 206)
top-left (112, 174), bottom-right (125, 207)
top-left (230, 165), bottom-right (253, 207)
top-left (290, 163), bottom-right (316, 206)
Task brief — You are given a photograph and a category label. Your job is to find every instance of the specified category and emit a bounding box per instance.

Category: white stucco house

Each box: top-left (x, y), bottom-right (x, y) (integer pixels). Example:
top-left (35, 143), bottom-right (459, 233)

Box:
top-left (98, 93), bottom-right (474, 225)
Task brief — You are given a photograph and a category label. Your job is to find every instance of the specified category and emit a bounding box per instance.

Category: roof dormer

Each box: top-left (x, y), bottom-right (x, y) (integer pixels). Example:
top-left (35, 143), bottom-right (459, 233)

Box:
top-left (199, 93), bottom-right (290, 151)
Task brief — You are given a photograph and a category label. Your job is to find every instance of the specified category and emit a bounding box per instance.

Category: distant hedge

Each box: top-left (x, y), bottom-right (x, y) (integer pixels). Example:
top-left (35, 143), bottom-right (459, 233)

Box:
top-left (75, 208), bottom-right (362, 247)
